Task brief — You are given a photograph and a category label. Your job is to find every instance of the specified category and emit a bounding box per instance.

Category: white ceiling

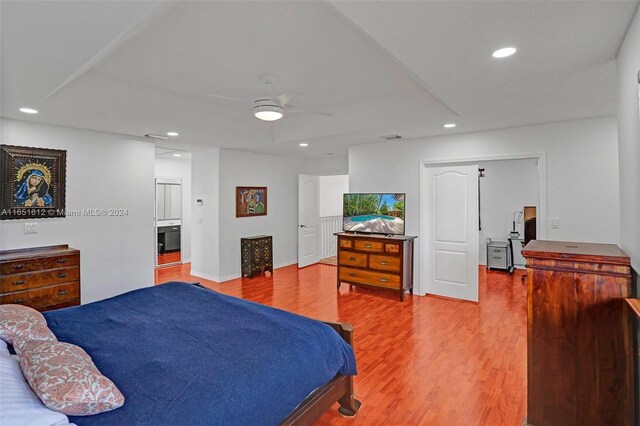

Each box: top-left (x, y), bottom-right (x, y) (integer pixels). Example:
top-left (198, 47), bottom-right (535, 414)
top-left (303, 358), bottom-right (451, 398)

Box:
top-left (1, 1), bottom-right (637, 159)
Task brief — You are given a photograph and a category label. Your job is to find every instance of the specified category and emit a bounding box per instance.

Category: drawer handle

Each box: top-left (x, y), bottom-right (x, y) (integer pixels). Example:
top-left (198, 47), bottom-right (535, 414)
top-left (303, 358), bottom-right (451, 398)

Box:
top-left (349, 273), bottom-right (356, 277)
top-left (56, 258), bottom-right (67, 264)
top-left (57, 290), bottom-right (68, 296)
top-left (379, 261), bottom-right (388, 265)
top-left (57, 273), bottom-right (67, 278)
top-left (13, 264), bottom-right (24, 270)
top-left (13, 299), bottom-right (25, 303)
top-left (379, 278), bottom-right (388, 283)
top-left (365, 244), bottom-right (372, 248)
top-left (349, 257), bottom-right (356, 261)
top-left (12, 280), bottom-right (25, 286)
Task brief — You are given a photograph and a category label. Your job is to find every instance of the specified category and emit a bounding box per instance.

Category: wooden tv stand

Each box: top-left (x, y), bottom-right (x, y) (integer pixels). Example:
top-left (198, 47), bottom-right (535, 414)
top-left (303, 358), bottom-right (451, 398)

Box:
top-left (335, 232), bottom-right (416, 301)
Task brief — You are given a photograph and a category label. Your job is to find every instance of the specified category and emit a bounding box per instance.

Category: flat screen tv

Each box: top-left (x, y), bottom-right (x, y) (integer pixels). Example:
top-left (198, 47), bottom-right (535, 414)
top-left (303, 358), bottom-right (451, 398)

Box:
top-left (343, 193), bottom-right (405, 235)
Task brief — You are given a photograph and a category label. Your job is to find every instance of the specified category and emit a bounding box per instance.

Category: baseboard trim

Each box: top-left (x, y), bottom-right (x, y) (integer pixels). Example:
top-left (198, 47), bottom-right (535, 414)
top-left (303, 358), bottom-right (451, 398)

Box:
top-left (189, 269), bottom-right (221, 283)
top-left (213, 260), bottom-right (299, 284)
top-left (191, 261), bottom-right (300, 284)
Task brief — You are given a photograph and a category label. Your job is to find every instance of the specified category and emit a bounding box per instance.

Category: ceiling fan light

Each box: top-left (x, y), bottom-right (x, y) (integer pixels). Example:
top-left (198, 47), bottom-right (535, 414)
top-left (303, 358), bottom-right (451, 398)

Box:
top-left (254, 100), bottom-right (285, 121)
top-left (255, 110), bottom-right (283, 121)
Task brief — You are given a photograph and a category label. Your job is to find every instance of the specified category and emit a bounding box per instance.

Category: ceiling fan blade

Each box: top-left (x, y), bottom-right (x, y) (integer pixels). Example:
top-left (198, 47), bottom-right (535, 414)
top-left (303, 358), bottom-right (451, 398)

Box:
top-left (276, 90), bottom-right (303, 106)
top-left (213, 109), bottom-right (252, 118)
top-left (287, 104), bottom-right (332, 116)
top-left (208, 93), bottom-right (250, 104)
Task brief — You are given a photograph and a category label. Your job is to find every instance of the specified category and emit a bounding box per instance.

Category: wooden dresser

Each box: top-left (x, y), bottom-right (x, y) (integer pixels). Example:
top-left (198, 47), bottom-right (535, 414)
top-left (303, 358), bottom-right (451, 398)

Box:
top-left (335, 232), bottom-right (416, 301)
top-left (0, 245), bottom-right (81, 312)
top-left (241, 235), bottom-right (273, 278)
top-left (522, 240), bottom-right (633, 426)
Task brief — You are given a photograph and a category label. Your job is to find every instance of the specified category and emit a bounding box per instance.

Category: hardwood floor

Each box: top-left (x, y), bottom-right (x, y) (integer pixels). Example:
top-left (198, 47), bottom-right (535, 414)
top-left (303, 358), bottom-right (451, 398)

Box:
top-left (157, 251), bottom-right (181, 265)
top-left (155, 263), bottom-right (527, 425)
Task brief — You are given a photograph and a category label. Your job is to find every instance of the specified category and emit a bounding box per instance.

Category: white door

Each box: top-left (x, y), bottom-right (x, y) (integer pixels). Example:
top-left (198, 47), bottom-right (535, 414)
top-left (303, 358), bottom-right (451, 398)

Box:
top-left (298, 174), bottom-right (320, 268)
top-left (423, 164), bottom-right (479, 302)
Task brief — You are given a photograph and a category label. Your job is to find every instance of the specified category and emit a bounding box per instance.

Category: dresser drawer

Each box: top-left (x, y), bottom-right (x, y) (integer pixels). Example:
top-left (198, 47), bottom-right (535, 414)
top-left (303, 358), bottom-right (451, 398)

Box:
top-left (340, 267), bottom-right (400, 289)
top-left (369, 255), bottom-right (401, 272)
top-left (0, 282), bottom-right (80, 308)
top-left (339, 238), bottom-right (353, 249)
top-left (0, 267), bottom-right (80, 293)
top-left (0, 255), bottom-right (79, 275)
top-left (385, 243), bottom-right (401, 254)
top-left (354, 240), bottom-right (384, 253)
top-left (339, 251), bottom-right (367, 268)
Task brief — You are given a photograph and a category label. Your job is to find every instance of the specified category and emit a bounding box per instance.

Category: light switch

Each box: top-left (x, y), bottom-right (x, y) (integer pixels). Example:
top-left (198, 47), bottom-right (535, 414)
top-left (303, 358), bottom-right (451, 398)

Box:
top-left (24, 222), bottom-right (38, 234)
top-left (550, 218), bottom-right (560, 229)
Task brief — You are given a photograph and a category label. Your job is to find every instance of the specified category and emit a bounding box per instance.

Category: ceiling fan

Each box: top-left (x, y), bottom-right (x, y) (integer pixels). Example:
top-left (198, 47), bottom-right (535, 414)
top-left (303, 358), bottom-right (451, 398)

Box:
top-left (208, 75), bottom-right (333, 123)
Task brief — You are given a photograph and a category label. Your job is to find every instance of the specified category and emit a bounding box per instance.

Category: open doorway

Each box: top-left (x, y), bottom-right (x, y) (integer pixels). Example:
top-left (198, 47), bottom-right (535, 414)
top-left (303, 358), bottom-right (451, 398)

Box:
top-left (478, 158), bottom-right (539, 272)
top-left (419, 154), bottom-right (546, 301)
top-left (154, 151), bottom-right (192, 269)
top-left (297, 174), bottom-right (348, 268)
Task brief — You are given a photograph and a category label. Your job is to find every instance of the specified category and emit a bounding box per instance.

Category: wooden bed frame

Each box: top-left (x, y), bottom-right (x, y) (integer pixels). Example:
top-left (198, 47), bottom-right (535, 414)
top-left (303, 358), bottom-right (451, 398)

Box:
top-left (280, 321), bottom-right (362, 425)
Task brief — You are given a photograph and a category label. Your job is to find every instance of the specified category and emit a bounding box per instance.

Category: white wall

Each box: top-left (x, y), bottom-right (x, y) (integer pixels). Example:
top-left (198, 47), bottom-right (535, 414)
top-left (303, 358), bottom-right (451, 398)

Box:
top-left (217, 149), bottom-right (303, 281)
top-left (190, 148), bottom-right (303, 282)
top-left (478, 159), bottom-right (538, 266)
top-left (319, 175), bottom-right (349, 217)
top-left (155, 156), bottom-right (192, 262)
top-left (0, 119), bottom-right (155, 303)
top-left (349, 116), bottom-right (620, 294)
top-left (303, 155), bottom-right (348, 175)
top-left (617, 4), bottom-right (640, 273)
top-left (190, 148), bottom-right (220, 281)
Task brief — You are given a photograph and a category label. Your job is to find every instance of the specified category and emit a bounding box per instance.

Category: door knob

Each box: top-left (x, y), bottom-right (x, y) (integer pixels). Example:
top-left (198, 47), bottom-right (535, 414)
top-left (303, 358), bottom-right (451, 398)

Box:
top-left (299, 224), bottom-right (307, 228)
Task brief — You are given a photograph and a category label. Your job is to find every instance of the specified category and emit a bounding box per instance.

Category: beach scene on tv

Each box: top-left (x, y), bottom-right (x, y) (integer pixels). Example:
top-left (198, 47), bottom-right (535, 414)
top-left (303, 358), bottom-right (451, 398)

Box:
top-left (343, 193), bottom-right (405, 235)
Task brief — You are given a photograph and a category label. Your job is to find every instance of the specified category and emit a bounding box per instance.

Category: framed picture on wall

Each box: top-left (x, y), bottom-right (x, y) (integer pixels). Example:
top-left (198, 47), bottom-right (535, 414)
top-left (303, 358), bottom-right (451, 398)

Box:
top-left (236, 186), bottom-right (267, 217)
top-left (0, 145), bottom-right (67, 220)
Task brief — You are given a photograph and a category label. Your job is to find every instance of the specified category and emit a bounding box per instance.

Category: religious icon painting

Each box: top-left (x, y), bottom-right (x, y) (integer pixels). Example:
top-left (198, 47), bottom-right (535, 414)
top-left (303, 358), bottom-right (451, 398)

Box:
top-left (0, 145), bottom-right (66, 220)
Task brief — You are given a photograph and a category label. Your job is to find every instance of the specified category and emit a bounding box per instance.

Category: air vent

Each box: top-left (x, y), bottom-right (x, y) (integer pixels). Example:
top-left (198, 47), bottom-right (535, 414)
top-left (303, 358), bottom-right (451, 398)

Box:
top-left (382, 134), bottom-right (402, 140)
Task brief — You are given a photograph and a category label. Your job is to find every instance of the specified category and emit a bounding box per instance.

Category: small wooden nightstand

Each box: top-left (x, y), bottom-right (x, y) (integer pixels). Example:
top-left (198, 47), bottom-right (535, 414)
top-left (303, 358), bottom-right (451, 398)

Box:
top-left (241, 236), bottom-right (273, 278)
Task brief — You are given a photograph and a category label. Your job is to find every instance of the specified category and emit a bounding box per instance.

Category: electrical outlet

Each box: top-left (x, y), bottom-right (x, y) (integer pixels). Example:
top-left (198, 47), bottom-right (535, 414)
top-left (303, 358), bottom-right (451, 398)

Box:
top-left (550, 217), bottom-right (560, 229)
top-left (24, 222), bottom-right (38, 234)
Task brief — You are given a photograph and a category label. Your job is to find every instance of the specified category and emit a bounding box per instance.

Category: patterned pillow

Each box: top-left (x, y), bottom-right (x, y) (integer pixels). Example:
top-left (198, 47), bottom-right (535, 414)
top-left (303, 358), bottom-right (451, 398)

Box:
top-left (12, 324), bottom-right (58, 357)
top-left (19, 341), bottom-right (125, 416)
top-left (0, 305), bottom-right (47, 344)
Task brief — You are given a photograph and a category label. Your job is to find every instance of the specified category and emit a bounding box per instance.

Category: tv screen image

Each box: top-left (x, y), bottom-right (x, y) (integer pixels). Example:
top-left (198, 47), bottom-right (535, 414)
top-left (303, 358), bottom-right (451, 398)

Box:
top-left (343, 193), bottom-right (405, 235)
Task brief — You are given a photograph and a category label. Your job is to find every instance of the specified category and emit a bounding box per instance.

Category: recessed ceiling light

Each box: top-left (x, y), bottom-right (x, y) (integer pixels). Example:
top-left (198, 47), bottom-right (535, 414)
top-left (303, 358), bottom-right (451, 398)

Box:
top-left (173, 153), bottom-right (182, 157)
top-left (19, 107), bottom-right (38, 114)
top-left (167, 132), bottom-right (179, 137)
top-left (444, 123), bottom-right (457, 128)
top-left (492, 47), bottom-right (517, 58)
top-left (299, 143), bottom-right (308, 147)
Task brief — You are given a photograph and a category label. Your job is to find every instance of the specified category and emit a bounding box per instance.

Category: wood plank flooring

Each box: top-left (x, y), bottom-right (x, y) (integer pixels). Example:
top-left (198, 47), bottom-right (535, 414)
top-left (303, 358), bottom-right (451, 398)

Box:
top-left (155, 263), bottom-right (527, 425)
top-left (157, 251), bottom-right (181, 265)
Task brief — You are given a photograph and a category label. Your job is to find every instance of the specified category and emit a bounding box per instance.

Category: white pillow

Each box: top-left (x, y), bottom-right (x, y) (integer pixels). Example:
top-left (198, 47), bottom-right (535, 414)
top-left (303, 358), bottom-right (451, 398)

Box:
top-left (0, 354), bottom-right (72, 426)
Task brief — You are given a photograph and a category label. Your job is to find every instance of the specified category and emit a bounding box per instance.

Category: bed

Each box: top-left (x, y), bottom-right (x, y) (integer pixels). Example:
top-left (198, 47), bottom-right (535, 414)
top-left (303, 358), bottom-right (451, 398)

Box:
top-left (42, 282), bottom-right (360, 425)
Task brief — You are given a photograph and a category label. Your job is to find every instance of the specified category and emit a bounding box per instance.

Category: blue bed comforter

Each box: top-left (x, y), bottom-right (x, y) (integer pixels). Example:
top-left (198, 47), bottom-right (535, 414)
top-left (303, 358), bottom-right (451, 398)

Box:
top-left (43, 282), bottom-right (357, 425)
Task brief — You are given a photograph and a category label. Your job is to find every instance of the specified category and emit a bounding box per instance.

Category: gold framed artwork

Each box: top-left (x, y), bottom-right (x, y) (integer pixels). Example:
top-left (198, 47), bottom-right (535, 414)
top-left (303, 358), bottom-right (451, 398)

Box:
top-left (0, 145), bottom-right (67, 220)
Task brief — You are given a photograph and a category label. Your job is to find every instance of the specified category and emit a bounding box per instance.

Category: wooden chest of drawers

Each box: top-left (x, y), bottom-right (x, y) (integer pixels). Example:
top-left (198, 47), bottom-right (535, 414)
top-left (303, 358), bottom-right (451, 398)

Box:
top-left (241, 235), bottom-right (273, 278)
top-left (335, 233), bottom-right (416, 301)
top-left (522, 240), bottom-right (633, 426)
top-left (0, 245), bottom-right (81, 312)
